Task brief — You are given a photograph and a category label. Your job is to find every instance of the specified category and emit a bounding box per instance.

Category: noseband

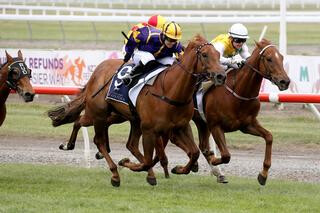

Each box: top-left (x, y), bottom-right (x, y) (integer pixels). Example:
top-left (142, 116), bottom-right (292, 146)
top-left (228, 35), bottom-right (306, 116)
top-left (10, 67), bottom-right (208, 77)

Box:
top-left (3, 59), bottom-right (32, 90)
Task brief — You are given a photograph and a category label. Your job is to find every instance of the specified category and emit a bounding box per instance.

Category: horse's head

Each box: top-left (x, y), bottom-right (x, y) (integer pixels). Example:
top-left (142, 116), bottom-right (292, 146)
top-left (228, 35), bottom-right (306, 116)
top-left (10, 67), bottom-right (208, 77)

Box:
top-left (2, 50), bottom-right (35, 102)
top-left (182, 35), bottom-right (226, 86)
top-left (250, 39), bottom-right (290, 91)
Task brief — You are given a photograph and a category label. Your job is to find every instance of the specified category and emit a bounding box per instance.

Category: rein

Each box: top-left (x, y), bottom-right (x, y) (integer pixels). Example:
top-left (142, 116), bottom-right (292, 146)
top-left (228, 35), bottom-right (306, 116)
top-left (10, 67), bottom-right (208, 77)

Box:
top-left (151, 42), bottom-right (214, 107)
top-left (225, 44), bottom-right (276, 101)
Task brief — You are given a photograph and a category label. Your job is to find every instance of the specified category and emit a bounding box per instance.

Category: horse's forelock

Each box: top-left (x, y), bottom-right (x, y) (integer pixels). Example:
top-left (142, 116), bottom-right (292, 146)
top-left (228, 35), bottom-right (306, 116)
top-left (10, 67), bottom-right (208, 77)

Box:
top-left (256, 38), bottom-right (272, 48)
top-left (185, 34), bottom-right (207, 51)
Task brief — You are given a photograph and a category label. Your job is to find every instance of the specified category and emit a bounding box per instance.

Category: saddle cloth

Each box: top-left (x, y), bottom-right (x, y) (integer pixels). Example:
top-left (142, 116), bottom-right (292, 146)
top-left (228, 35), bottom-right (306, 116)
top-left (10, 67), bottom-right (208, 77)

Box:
top-left (106, 64), bottom-right (167, 106)
top-left (194, 80), bottom-right (215, 122)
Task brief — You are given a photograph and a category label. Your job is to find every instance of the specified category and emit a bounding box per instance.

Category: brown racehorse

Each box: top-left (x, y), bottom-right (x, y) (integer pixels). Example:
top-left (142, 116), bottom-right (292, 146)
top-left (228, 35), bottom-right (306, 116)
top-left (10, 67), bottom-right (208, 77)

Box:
top-left (48, 35), bottom-right (226, 187)
top-left (0, 50), bottom-right (34, 126)
top-left (188, 39), bottom-right (290, 185)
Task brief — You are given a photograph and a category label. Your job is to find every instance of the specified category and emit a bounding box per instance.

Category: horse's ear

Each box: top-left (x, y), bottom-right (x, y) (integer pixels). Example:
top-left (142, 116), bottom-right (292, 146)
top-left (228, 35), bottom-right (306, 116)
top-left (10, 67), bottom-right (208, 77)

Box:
top-left (18, 50), bottom-right (23, 59)
top-left (5, 51), bottom-right (13, 62)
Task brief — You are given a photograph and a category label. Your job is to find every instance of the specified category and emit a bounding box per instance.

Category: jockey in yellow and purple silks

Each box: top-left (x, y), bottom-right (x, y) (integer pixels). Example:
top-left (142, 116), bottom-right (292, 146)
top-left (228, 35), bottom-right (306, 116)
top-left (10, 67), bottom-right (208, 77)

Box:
top-left (124, 15), bottom-right (167, 45)
top-left (122, 21), bottom-right (183, 85)
top-left (211, 23), bottom-right (251, 70)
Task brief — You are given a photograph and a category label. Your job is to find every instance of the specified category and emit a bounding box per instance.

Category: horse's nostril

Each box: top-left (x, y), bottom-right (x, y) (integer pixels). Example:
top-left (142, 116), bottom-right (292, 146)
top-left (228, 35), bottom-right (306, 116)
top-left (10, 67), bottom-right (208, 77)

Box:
top-left (280, 79), bottom-right (290, 87)
top-left (25, 92), bottom-right (32, 97)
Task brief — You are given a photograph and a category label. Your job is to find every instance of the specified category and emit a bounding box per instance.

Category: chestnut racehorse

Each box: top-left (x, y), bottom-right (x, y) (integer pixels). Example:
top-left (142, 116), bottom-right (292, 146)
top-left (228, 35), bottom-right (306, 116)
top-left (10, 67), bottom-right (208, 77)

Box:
top-left (194, 39), bottom-right (290, 185)
top-left (48, 35), bottom-right (226, 187)
top-left (0, 50), bottom-right (34, 126)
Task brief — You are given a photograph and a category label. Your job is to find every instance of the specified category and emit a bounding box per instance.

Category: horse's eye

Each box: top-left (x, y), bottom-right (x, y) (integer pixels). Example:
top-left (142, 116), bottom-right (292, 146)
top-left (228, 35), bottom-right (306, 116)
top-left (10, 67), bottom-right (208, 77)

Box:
top-left (202, 53), bottom-right (207, 58)
top-left (267, 58), bottom-right (272, 62)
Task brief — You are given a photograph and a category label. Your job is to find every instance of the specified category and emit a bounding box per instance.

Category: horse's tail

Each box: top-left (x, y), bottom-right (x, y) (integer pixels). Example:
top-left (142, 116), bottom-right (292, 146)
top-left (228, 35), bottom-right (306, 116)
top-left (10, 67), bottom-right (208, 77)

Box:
top-left (47, 86), bottom-right (87, 127)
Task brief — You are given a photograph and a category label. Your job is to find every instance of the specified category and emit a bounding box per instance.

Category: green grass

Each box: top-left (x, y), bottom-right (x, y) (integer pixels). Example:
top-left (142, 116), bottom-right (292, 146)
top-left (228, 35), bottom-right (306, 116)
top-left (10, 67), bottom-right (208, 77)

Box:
top-left (1, 102), bottom-right (320, 149)
top-left (0, 163), bottom-right (319, 213)
top-left (0, 21), bottom-right (319, 47)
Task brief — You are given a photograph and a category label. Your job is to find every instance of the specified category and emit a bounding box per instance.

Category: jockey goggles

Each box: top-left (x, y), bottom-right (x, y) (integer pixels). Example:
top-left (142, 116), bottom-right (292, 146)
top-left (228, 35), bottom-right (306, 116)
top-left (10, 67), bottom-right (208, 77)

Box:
top-left (165, 36), bottom-right (178, 43)
top-left (233, 38), bottom-right (247, 43)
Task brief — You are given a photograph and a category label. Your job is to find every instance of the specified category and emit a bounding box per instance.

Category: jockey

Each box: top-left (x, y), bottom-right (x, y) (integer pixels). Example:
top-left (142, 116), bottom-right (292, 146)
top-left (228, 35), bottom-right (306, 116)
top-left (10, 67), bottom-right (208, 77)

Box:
top-left (122, 21), bottom-right (184, 85)
top-left (124, 15), bottom-right (166, 45)
top-left (211, 23), bottom-right (251, 70)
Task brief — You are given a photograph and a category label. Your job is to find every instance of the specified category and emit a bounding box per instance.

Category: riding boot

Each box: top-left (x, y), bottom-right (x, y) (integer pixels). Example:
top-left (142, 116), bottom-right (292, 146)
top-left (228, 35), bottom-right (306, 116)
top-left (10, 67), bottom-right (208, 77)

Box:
top-left (122, 62), bottom-right (143, 86)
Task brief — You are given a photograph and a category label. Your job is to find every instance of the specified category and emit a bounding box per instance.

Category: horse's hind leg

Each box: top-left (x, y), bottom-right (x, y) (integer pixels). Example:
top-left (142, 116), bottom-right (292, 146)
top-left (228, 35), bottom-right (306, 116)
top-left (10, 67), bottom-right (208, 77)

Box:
top-left (170, 125), bottom-right (200, 175)
top-left (241, 119), bottom-right (273, 186)
top-left (93, 119), bottom-right (120, 187)
top-left (59, 117), bottom-right (82, 150)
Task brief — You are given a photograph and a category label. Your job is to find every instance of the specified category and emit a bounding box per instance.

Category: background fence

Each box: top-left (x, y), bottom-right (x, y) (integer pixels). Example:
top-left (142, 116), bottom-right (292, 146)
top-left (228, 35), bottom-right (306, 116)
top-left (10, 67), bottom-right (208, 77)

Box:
top-left (1, 0), bottom-right (320, 9)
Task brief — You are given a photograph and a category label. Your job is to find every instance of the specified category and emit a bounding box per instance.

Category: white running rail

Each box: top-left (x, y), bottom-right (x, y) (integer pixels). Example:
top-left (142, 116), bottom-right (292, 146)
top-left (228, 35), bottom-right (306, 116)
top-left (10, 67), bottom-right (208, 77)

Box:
top-left (0, 5), bottom-right (320, 23)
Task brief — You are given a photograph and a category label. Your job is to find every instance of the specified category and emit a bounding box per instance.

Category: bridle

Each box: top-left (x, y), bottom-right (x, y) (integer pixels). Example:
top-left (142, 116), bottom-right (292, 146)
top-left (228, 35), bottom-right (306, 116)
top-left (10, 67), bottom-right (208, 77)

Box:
top-left (246, 44), bottom-right (276, 81)
top-left (151, 42), bottom-right (216, 106)
top-left (177, 42), bottom-right (217, 81)
top-left (1, 59), bottom-right (32, 90)
top-left (225, 44), bottom-right (277, 101)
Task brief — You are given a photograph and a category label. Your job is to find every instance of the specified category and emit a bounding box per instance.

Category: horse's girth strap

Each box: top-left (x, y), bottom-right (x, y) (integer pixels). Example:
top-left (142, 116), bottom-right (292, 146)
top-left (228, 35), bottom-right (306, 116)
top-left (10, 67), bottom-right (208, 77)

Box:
top-left (150, 92), bottom-right (191, 107)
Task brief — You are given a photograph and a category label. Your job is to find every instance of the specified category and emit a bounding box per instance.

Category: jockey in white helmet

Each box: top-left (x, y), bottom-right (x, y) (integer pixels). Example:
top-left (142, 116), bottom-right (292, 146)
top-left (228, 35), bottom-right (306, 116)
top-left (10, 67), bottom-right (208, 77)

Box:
top-left (211, 23), bottom-right (251, 70)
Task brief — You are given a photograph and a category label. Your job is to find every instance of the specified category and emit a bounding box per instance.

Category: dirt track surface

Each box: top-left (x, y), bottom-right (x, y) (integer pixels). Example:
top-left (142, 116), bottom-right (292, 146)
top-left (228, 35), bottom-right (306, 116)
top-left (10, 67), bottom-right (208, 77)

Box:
top-left (1, 136), bottom-right (319, 184)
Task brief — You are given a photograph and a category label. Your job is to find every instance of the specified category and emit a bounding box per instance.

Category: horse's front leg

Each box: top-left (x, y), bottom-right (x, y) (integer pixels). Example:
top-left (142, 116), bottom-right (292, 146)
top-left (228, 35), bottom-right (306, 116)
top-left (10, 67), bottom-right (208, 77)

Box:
top-left (0, 104), bottom-right (6, 126)
top-left (170, 125), bottom-right (200, 175)
top-left (121, 129), bottom-right (156, 173)
top-left (152, 134), bottom-right (170, 178)
top-left (194, 117), bottom-right (227, 183)
top-left (119, 122), bottom-right (157, 185)
top-left (241, 119), bottom-right (273, 186)
top-left (209, 126), bottom-right (231, 166)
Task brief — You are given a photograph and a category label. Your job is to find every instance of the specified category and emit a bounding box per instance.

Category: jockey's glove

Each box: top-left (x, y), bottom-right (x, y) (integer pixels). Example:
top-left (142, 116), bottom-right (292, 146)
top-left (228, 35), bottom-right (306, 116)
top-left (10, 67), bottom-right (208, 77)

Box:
top-left (123, 53), bottom-right (131, 63)
top-left (231, 57), bottom-right (245, 65)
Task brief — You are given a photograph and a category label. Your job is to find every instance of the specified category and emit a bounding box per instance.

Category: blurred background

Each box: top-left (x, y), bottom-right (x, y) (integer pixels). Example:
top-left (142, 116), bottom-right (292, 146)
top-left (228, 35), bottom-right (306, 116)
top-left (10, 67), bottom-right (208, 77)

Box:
top-left (0, 0), bottom-right (319, 55)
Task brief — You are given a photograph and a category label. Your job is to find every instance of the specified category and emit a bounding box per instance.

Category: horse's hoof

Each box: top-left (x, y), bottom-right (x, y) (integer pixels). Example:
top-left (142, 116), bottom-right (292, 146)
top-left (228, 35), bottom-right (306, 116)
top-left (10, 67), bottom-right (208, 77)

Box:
top-left (146, 176), bottom-right (157, 186)
top-left (171, 166), bottom-right (182, 174)
top-left (111, 178), bottom-right (120, 187)
top-left (191, 163), bottom-right (199, 173)
top-left (257, 173), bottom-right (267, 186)
top-left (67, 144), bottom-right (75, 150)
top-left (95, 152), bottom-right (104, 160)
top-left (217, 175), bottom-right (228, 184)
top-left (118, 158), bottom-right (130, 166)
top-left (164, 172), bottom-right (170, 179)
top-left (59, 144), bottom-right (65, 150)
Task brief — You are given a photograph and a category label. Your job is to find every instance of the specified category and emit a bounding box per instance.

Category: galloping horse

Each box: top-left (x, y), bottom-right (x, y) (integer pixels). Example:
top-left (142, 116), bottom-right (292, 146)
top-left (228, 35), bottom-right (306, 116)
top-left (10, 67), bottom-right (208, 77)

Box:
top-left (192, 39), bottom-right (290, 185)
top-left (48, 35), bottom-right (226, 187)
top-left (0, 50), bottom-right (34, 126)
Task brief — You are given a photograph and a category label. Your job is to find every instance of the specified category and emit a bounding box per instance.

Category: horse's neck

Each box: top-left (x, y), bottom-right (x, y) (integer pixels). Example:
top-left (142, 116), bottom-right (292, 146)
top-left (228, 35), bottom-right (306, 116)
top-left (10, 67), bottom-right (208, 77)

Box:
top-left (163, 56), bottom-right (197, 102)
top-left (0, 85), bottom-right (10, 106)
top-left (229, 57), bottom-right (263, 98)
